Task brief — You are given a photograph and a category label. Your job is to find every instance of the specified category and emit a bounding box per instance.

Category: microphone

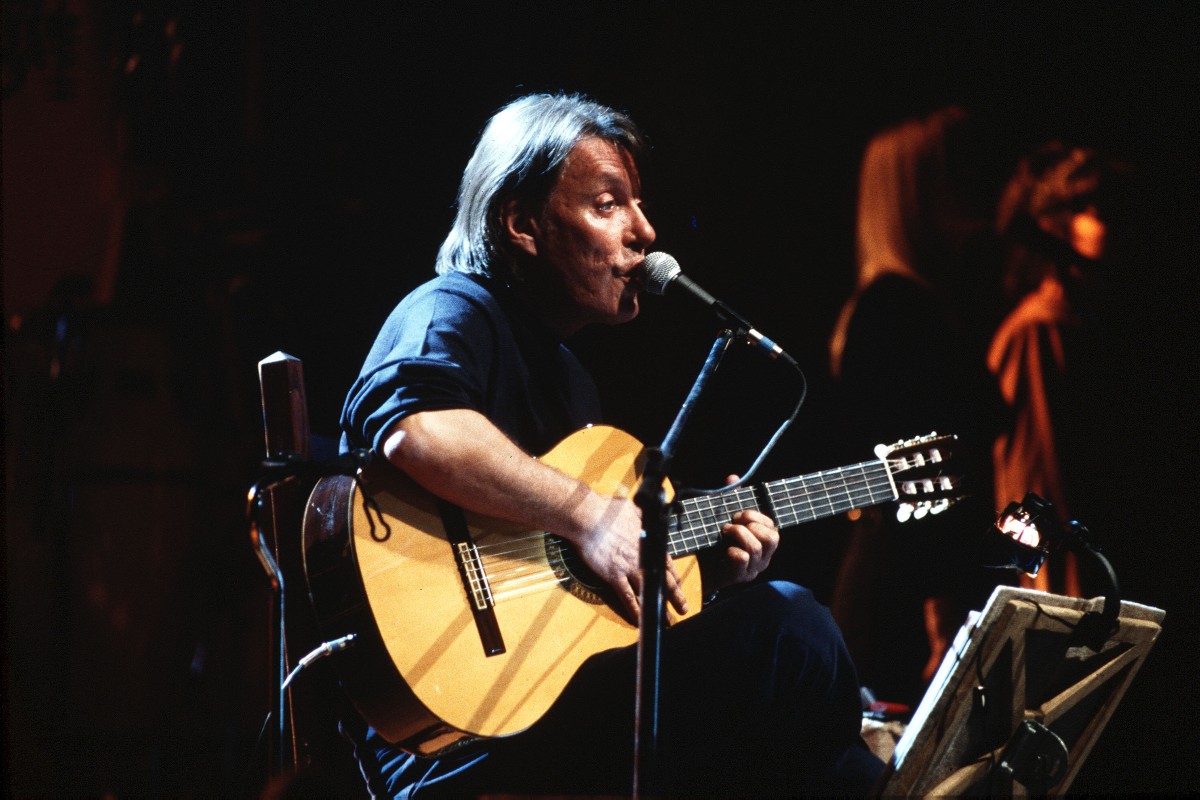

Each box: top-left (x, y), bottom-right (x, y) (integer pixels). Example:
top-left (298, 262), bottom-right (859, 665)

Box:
top-left (642, 252), bottom-right (793, 363)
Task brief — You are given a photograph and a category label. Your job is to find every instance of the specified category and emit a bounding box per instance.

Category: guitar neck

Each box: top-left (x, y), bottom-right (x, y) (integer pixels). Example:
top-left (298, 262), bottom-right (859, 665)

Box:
top-left (667, 459), bottom-right (896, 558)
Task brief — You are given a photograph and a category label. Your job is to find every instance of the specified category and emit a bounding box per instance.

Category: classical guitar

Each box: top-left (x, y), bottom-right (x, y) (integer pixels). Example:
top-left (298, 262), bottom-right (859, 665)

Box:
top-left (302, 425), bottom-right (958, 756)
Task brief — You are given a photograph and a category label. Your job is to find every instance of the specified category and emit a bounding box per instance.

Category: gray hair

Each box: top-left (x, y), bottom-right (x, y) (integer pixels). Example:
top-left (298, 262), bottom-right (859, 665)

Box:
top-left (435, 93), bottom-right (646, 279)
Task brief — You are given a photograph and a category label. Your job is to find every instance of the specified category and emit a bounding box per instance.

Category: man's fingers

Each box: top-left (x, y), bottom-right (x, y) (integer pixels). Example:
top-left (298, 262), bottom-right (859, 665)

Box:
top-left (727, 545), bottom-right (755, 577)
top-left (618, 578), bottom-right (640, 622)
top-left (727, 510), bottom-right (780, 566)
top-left (617, 563), bottom-right (689, 619)
top-left (665, 557), bottom-right (688, 614)
top-left (724, 522), bottom-right (763, 560)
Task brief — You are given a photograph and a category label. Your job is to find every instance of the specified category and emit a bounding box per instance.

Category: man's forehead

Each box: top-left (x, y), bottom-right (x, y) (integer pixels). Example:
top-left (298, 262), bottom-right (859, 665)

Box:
top-left (562, 137), bottom-right (641, 189)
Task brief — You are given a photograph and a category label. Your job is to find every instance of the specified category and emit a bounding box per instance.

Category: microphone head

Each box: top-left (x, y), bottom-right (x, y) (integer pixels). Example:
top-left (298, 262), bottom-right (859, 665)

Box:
top-left (642, 252), bottom-right (681, 296)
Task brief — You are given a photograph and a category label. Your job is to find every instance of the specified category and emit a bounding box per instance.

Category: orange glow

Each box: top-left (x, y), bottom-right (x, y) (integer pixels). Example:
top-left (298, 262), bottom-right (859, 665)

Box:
top-left (1070, 209), bottom-right (1107, 260)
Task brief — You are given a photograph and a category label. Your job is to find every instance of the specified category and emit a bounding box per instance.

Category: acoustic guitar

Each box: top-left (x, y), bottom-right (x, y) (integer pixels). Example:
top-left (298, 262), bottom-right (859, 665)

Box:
top-left (302, 425), bottom-right (958, 755)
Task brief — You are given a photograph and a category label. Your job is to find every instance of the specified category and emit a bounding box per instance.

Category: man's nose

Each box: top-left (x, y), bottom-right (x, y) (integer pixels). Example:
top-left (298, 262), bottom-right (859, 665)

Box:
top-left (630, 203), bottom-right (656, 250)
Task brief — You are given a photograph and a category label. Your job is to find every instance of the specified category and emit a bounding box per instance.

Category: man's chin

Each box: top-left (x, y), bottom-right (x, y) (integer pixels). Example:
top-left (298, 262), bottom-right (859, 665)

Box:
top-left (614, 295), bottom-right (640, 324)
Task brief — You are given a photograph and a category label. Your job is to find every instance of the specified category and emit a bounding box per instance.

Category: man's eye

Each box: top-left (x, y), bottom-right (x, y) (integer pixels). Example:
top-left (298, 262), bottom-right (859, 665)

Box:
top-left (597, 200), bottom-right (615, 211)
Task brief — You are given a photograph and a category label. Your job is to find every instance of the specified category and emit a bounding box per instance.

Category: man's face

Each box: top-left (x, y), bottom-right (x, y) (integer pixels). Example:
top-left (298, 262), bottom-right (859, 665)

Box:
top-left (517, 136), bottom-right (656, 335)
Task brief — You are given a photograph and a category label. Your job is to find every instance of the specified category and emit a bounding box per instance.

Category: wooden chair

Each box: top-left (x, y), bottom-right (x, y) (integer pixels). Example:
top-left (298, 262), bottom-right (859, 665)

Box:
top-left (251, 351), bottom-right (366, 794)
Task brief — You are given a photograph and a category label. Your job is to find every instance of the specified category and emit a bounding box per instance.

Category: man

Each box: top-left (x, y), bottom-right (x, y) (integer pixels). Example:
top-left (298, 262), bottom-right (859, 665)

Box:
top-left (341, 93), bottom-right (882, 797)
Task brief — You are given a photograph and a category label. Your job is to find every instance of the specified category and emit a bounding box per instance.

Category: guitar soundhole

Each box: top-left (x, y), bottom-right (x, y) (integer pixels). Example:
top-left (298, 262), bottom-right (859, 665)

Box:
top-left (543, 535), bottom-right (607, 605)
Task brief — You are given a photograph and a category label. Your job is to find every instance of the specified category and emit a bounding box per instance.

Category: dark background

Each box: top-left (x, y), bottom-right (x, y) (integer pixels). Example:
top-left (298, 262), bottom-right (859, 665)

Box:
top-left (4, 2), bottom-right (1197, 795)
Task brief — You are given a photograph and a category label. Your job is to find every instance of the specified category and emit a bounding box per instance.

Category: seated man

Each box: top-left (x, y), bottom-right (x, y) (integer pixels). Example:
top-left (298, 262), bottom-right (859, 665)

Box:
top-left (339, 92), bottom-right (883, 797)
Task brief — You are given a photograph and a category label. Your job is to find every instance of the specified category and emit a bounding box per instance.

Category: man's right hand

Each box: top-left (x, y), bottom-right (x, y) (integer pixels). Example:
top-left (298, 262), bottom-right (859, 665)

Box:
top-left (570, 492), bottom-right (688, 623)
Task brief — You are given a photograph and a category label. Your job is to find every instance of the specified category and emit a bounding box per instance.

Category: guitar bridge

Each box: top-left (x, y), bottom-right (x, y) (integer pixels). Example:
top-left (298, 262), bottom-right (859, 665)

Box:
top-left (440, 501), bottom-right (506, 657)
top-left (456, 541), bottom-right (495, 612)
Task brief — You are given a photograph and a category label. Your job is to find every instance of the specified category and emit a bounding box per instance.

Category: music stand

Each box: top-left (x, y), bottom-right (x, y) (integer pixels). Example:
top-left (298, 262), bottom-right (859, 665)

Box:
top-left (882, 585), bottom-right (1164, 797)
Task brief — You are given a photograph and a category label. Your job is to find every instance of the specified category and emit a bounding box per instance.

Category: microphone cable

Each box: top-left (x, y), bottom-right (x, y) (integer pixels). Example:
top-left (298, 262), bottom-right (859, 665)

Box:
top-left (679, 348), bottom-right (808, 498)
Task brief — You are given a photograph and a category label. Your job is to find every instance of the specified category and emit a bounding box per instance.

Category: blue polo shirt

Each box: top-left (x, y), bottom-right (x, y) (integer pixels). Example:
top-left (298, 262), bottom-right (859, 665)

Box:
top-left (341, 271), bottom-right (602, 458)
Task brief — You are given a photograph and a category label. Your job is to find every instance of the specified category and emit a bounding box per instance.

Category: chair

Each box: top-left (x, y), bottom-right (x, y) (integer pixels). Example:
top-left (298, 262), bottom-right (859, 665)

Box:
top-left (251, 351), bottom-right (367, 794)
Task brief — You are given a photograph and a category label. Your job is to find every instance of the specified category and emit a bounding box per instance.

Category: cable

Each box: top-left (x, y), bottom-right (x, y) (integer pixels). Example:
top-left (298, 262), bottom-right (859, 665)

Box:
top-left (680, 354), bottom-right (807, 497)
top-left (281, 634), bottom-right (359, 690)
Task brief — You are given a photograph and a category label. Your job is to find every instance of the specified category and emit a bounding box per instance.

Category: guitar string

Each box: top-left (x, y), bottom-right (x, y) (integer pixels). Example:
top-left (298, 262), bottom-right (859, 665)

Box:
top-left (487, 563), bottom-right (561, 594)
top-left (467, 459), bottom-right (914, 564)
top-left (487, 514), bottom-right (866, 602)
top-left (480, 550), bottom-right (569, 584)
top-left (473, 473), bottom-right (904, 593)
top-left (491, 573), bottom-right (571, 602)
top-left (480, 456), bottom-right (943, 602)
top-left (770, 463), bottom-right (892, 524)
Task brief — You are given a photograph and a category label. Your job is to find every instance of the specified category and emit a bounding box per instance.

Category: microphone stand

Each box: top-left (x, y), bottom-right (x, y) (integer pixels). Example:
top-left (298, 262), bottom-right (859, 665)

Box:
top-left (634, 328), bottom-right (736, 798)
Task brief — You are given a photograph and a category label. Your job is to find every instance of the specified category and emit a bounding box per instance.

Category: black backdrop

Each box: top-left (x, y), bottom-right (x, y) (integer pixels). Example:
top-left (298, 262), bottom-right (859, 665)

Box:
top-left (4, 2), bottom-right (1197, 795)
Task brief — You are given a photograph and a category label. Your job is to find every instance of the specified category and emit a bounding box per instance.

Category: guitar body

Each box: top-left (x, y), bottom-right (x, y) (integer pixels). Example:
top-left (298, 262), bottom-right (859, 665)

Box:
top-left (303, 425), bottom-right (702, 755)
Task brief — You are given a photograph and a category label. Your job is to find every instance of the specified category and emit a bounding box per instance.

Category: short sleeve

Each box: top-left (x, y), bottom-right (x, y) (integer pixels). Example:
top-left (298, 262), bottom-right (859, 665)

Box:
top-left (341, 278), bottom-right (499, 454)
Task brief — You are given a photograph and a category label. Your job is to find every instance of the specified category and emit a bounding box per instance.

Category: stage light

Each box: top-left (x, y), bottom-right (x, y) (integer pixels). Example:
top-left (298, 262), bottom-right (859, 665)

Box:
top-left (980, 492), bottom-right (1121, 651)
top-left (982, 492), bottom-right (1060, 576)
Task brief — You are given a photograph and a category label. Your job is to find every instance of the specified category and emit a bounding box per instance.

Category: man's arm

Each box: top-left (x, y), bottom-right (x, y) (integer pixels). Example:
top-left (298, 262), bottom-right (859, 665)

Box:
top-left (381, 408), bottom-right (687, 620)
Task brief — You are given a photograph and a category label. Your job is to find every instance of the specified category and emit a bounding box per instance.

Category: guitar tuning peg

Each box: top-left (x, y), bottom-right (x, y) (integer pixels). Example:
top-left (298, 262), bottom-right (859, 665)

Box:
top-left (913, 502), bottom-right (930, 520)
top-left (895, 504), bottom-right (914, 523)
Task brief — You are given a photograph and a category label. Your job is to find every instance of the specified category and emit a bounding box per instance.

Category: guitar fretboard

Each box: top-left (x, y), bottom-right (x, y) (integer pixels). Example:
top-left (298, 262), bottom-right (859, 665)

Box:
top-left (666, 459), bottom-right (896, 557)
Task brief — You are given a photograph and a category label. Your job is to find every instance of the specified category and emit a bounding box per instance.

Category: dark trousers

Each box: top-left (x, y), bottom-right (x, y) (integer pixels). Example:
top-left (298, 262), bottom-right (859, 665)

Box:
top-left (364, 581), bottom-right (883, 797)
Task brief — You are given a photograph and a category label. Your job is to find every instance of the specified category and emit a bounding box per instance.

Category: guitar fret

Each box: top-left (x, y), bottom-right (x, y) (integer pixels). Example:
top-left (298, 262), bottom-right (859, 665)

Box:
top-left (767, 461), bottom-right (893, 527)
top-left (781, 472), bottom-right (821, 524)
top-left (669, 487), bottom-right (763, 557)
top-left (837, 463), bottom-right (883, 510)
top-left (825, 465), bottom-right (854, 515)
top-left (671, 497), bottom-right (707, 556)
top-left (814, 474), bottom-right (840, 517)
top-left (703, 493), bottom-right (725, 538)
top-left (861, 462), bottom-right (895, 505)
top-left (672, 498), bottom-right (707, 555)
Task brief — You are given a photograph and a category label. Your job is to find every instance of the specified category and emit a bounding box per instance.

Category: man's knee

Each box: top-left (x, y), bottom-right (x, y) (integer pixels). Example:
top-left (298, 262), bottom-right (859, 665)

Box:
top-left (760, 580), bottom-right (839, 637)
top-left (747, 581), bottom-right (858, 687)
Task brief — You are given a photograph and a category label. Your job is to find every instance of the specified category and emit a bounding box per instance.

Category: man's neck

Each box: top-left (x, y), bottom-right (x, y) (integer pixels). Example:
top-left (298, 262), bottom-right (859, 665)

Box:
top-left (508, 281), bottom-right (585, 340)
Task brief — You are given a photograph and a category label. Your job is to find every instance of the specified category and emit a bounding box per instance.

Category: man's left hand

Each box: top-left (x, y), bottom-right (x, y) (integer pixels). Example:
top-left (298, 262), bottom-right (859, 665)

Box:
top-left (710, 475), bottom-right (779, 590)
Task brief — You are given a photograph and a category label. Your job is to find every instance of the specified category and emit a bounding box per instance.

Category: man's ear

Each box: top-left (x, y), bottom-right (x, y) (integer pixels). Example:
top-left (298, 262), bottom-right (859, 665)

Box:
top-left (502, 199), bottom-right (540, 258)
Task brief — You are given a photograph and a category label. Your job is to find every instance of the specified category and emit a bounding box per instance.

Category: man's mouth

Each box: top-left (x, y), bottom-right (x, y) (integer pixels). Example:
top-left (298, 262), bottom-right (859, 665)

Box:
top-left (618, 261), bottom-right (647, 289)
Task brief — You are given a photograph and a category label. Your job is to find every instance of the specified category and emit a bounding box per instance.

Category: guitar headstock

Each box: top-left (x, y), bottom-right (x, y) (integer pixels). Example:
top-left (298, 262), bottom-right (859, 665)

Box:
top-left (875, 432), bottom-right (963, 522)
